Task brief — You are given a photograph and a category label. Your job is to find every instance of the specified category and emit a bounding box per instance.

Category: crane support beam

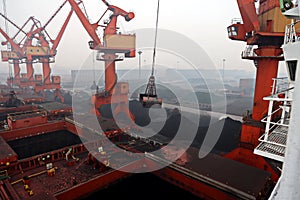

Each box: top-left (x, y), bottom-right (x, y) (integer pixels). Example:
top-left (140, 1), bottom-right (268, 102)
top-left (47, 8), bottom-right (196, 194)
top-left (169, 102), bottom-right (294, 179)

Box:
top-left (27, 63), bottom-right (34, 82)
top-left (13, 60), bottom-right (20, 85)
top-left (42, 60), bottom-right (51, 85)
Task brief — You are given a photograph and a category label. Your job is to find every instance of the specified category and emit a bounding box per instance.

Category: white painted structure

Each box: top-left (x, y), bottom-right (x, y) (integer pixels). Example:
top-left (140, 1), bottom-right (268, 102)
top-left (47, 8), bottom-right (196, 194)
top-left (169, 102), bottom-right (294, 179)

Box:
top-left (264, 4), bottom-right (300, 199)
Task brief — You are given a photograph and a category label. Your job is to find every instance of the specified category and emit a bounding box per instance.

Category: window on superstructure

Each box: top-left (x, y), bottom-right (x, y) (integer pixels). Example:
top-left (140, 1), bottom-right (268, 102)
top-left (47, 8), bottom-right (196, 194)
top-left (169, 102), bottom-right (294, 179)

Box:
top-left (287, 60), bottom-right (297, 81)
top-left (227, 26), bottom-right (238, 37)
top-left (231, 27), bottom-right (237, 36)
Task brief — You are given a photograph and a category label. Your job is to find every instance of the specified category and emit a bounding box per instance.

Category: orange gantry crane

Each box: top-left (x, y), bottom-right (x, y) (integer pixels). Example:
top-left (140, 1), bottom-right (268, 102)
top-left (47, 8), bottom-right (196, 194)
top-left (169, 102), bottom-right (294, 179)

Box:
top-left (226, 0), bottom-right (298, 181)
top-left (0, 13), bottom-right (26, 87)
top-left (0, 1), bottom-right (73, 102)
top-left (67, 0), bottom-right (136, 119)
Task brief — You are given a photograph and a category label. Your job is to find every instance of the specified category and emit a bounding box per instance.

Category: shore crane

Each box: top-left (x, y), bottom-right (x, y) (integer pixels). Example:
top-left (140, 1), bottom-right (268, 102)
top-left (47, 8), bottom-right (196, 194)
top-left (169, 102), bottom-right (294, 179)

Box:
top-left (67, 0), bottom-right (136, 119)
top-left (225, 0), bottom-right (300, 181)
top-left (0, 13), bottom-right (26, 87)
top-left (0, 1), bottom-right (73, 102)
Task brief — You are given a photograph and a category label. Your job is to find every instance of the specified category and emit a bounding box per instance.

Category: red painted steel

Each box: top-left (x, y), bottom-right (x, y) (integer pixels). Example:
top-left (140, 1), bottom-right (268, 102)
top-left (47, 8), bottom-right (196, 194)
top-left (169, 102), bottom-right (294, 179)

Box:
top-left (55, 159), bottom-right (144, 200)
top-left (67, 0), bottom-right (135, 119)
top-left (226, 0), bottom-right (286, 181)
top-left (0, 121), bottom-right (65, 141)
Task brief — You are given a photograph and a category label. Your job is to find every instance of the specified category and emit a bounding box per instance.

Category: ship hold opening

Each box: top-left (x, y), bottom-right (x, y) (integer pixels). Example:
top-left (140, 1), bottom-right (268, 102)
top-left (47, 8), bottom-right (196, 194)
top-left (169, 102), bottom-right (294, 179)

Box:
top-left (7, 130), bottom-right (82, 159)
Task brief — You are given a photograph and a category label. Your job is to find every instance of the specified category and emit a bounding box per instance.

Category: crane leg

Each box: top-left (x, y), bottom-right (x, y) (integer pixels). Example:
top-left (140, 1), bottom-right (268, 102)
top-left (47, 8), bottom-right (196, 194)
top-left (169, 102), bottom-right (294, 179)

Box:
top-left (26, 62), bottom-right (34, 85)
top-left (37, 90), bottom-right (46, 98)
top-left (13, 61), bottom-right (21, 85)
top-left (42, 61), bottom-right (51, 85)
top-left (90, 54), bottom-right (135, 121)
top-left (113, 101), bottom-right (135, 122)
top-left (91, 82), bottom-right (134, 122)
top-left (54, 89), bottom-right (64, 103)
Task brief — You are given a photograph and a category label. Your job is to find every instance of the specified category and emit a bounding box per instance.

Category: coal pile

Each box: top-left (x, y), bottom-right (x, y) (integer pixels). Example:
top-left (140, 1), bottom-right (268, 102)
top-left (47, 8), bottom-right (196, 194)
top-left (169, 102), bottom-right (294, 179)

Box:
top-left (62, 91), bottom-right (72, 105)
top-left (8, 131), bottom-right (82, 159)
top-left (44, 90), bottom-right (72, 104)
top-left (226, 96), bottom-right (253, 116)
top-left (129, 100), bottom-right (151, 126)
top-left (195, 117), bottom-right (241, 154)
top-left (129, 100), bottom-right (242, 154)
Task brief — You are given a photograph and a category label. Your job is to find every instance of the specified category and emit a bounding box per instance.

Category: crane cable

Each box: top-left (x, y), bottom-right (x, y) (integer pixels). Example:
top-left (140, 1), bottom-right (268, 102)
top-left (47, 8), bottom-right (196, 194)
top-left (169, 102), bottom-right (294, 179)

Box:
top-left (151, 0), bottom-right (160, 76)
top-left (2, 0), bottom-right (13, 83)
top-left (2, 0), bottom-right (8, 40)
top-left (143, 0), bottom-right (160, 98)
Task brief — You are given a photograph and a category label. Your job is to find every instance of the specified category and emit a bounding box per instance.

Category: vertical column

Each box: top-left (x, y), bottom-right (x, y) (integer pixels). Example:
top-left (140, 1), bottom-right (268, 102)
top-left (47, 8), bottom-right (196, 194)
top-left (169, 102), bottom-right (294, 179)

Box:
top-left (13, 60), bottom-right (20, 85)
top-left (104, 54), bottom-right (117, 94)
top-left (251, 53), bottom-right (279, 120)
top-left (42, 60), bottom-right (51, 85)
top-left (26, 62), bottom-right (34, 82)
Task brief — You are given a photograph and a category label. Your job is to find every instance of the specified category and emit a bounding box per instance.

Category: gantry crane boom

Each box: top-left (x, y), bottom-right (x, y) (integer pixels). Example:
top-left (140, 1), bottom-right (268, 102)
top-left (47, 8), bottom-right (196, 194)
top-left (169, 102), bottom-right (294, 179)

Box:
top-left (67, 0), bottom-right (102, 48)
top-left (50, 9), bottom-right (73, 55)
top-left (102, 0), bottom-right (135, 34)
top-left (237, 0), bottom-right (260, 34)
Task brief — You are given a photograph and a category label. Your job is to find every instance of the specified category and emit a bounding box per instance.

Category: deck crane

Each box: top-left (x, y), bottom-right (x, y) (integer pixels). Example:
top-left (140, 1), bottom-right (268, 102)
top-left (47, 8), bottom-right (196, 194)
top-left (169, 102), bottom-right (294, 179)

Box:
top-left (139, 0), bottom-right (162, 108)
top-left (67, 0), bottom-right (136, 119)
top-left (225, 0), bottom-right (300, 181)
top-left (0, 1), bottom-right (73, 102)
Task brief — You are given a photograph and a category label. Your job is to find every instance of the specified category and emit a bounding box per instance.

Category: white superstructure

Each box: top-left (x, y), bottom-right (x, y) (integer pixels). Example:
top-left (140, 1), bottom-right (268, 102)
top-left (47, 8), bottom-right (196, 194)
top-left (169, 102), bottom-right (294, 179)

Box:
top-left (259, 3), bottom-right (300, 199)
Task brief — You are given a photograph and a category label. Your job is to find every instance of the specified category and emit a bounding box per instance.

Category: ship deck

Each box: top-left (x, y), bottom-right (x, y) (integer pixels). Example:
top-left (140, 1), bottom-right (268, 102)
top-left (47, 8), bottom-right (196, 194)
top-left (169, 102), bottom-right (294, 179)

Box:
top-left (147, 147), bottom-right (273, 199)
top-left (4, 143), bottom-right (145, 200)
top-left (182, 148), bottom-right (272, 198)
top-left (9, 152), bottom-right (107, 200)
top-left (0, 112), bottom-right (274, 200)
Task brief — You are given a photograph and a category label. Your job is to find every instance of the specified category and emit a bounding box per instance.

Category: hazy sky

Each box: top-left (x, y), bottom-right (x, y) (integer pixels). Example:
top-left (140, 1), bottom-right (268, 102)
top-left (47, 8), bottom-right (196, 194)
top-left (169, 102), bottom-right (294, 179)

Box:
top-left (0, 0), bottom-right (286, 76)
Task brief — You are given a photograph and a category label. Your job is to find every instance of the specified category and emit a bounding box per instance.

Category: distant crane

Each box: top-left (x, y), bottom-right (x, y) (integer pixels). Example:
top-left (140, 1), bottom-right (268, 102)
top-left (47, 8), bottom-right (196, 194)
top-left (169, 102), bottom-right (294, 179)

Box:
top-left (0, 12), bottom-right (26, 87)
top-left (1, 0), bottom-right (14, 85)
top-left (67, 0), bottom-right (136, 119)
top-left (0, 0), bottom-right (73, 102)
